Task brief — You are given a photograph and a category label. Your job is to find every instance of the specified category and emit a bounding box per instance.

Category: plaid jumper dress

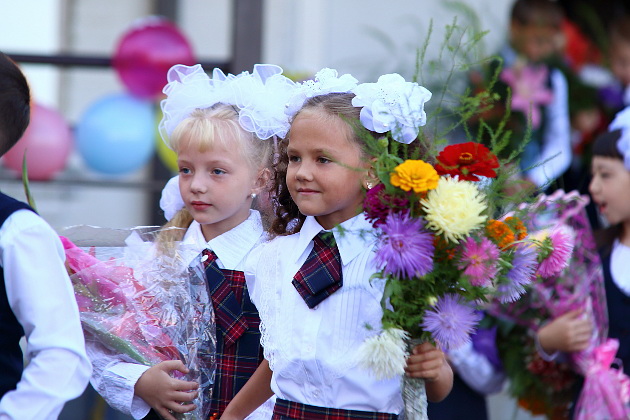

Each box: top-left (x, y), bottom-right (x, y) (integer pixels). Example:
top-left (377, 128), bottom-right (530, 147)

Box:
top-left (202, 249), bottom-right (264, 417)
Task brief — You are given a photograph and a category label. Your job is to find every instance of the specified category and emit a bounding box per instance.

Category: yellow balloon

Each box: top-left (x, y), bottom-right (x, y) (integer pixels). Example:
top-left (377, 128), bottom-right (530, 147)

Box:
top-left (154, 107), bottom-right (178, 173)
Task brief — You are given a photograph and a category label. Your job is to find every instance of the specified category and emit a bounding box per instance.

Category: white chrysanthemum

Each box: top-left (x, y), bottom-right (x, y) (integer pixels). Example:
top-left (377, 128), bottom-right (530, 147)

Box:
top-left (358, 328), bottom-right (409, 380)
top-left (420, 177), bottom-right (487, 243)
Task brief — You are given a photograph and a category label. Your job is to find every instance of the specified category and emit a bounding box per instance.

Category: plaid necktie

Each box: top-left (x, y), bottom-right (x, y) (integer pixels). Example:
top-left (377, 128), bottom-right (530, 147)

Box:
top-left (201, 249), bottom-right (248, 347)
top-left (292, 231), bottom-right (343, 309)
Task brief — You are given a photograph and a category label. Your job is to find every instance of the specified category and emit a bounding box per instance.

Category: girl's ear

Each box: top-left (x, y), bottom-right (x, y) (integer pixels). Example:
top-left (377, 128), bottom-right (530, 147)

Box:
top-left (362, 158), bottom-right (379, 190)
top-left (253, 167), bottom-right (271, 195)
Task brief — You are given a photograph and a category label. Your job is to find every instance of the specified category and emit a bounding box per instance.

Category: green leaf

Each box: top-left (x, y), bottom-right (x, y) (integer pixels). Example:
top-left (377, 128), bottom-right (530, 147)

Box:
top-left (81, 317), bottom-right (151, 366)
top-left (21, 152), bottom-right (37, 212)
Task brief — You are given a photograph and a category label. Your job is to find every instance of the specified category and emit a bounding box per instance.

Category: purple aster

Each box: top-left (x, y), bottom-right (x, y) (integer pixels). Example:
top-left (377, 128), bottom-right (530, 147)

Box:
top-left (537, 228), bottom-right (574, 279)
top-left (498, 243), bottom-right (536, 303)
top-left (364, 183), bottom-right (410, 228)
top-left (421, 294), bottom-right (482, 350)
top-left (457, 236), bottom-right (500, 287)
top-left (375, 213), bottom-right (434, 279)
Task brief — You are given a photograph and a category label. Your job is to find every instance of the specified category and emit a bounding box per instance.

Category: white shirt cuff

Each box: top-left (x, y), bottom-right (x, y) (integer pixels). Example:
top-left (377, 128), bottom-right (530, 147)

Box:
top-left (535, 334), bottom-right (560, 362)
top-left (106, 363), bottom-right (152, 419)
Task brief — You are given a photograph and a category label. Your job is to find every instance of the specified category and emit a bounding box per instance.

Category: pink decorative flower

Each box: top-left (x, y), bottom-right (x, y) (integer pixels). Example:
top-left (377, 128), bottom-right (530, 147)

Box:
top-left (501, 65), bottom-right (554, 129)
top-left (537, 227), bottom-right (575, 279)
top-left (458, 236), bottom-right (500, 287)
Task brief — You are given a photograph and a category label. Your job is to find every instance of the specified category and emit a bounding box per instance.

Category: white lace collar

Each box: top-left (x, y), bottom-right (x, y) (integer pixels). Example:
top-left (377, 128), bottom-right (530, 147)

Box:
top-left (183, 210), bottom-right (264, 269)
top-left (293, 213), bottom-right (376, 266)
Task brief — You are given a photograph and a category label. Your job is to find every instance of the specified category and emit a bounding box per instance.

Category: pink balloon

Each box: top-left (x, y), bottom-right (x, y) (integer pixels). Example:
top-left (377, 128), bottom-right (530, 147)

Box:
top-left (3, 103), bottom-right (73, 181)
top-left (113, 17), bottom-right (196, 99)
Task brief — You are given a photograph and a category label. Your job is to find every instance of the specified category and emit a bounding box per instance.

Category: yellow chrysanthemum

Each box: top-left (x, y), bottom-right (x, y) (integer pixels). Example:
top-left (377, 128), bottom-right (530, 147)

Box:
top-left (390, 159), bottom-right (439, 193)
top-left (420, 177), bottom-right (487, 243)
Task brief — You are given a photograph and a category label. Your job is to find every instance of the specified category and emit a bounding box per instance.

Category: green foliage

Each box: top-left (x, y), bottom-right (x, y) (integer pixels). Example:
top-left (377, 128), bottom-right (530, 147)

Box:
top-left (21, 152), bottom-right (38, 212)
top-left (356, 13), bottom-right (545, 350)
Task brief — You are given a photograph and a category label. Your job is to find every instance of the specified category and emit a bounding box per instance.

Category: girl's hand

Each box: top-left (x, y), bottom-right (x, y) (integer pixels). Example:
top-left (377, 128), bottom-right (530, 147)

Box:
top-left (537, 309), bottom-right (593, 353)
top-left (405, 342), bottom-right (446, 382)
top-left (135, 360), bottom-right (200, 420)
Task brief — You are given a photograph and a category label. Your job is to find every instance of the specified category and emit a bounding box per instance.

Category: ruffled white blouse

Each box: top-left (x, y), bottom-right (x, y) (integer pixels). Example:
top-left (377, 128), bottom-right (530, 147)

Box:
top-left (245, 213), bottom-right (404, 414)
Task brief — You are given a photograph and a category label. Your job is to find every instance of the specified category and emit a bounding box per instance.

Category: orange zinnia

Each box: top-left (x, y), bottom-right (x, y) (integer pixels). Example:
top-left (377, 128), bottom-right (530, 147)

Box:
top-left (485, 219), bottom-right (515, 249)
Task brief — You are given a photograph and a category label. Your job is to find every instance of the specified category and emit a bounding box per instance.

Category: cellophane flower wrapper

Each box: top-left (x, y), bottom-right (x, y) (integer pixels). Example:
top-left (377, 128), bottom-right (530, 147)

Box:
top-left (487, 190), bottom-right (630, 419)
top-left (60, 225), bottom-right (216, 420)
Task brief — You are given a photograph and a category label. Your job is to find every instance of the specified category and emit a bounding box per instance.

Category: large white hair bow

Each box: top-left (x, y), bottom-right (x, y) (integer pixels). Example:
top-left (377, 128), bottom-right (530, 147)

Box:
top-left (609, 106), bottom-right (630, 170)
top-left (352, 73), bottom-right (432, 144)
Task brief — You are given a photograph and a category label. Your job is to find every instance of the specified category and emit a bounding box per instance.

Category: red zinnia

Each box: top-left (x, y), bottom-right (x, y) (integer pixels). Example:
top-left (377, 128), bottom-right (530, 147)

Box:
top-left (434, 142), bottom-right (499, 181)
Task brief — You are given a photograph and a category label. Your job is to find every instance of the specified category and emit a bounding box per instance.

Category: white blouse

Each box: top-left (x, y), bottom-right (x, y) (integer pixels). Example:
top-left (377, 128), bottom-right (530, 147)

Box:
top-left (88, 210), bottom-right (272, 419)
top-left (611, 240), bottom-right (630, 296)
top-left (246, 214), bottom-right (403, 414)
top-left (0, 209), bottom-right (92, 420)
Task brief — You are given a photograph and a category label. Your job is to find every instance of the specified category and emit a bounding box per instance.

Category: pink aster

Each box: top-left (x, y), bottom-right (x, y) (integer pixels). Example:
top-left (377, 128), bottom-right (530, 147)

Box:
top-left (537, 227), bottom-right (575, 279)
top-left (457, 236), bottom-right (500, 287)
top-left (421, 294), bottom-right (482, 350)
top-left (500, 65), bottom-right (553, 129)
top-left (375, 213), bottom-right (434, 279)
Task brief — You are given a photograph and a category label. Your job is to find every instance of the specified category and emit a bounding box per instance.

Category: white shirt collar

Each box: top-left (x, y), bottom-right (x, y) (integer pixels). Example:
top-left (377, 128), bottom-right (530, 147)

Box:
top-left (182, 210), bottom-right (264, 269)
top-left (611, 239), bottom-right (630, 295)
top-left (293, 213), bottom-right (376, 266)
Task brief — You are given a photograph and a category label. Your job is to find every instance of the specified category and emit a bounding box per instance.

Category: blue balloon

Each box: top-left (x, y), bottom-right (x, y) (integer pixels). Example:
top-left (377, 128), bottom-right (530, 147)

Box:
top-left (76, 93), bottom-right (156, 175)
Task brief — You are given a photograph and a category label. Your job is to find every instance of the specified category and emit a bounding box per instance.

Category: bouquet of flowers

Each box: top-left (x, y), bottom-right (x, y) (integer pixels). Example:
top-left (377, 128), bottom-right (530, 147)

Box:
top-left (327, 67), bottom-right (576, 420)
top-left (61, 226), bottom-right (215, 420)
top-left (486, 190), bottom-right (630, 419)
top-left (356, 135), bottom-right (570, 419)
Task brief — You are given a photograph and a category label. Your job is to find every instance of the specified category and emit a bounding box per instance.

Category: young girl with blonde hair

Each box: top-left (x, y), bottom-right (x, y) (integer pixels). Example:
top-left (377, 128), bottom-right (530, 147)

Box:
top-left (88, 63), bottom-right (294, 420)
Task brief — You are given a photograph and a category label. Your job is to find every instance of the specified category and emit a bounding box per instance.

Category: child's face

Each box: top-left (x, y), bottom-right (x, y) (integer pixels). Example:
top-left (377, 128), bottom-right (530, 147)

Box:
top-left (177, 139), bottom-right (257, 240)
top-left (510, 22), bottom-right (561, 63)
top-left (610, 41), bottom-right (630, 86)
top-left (286, 112), bottom-right (369, 230)
top-left (589, 156), bottom-right (630, 226)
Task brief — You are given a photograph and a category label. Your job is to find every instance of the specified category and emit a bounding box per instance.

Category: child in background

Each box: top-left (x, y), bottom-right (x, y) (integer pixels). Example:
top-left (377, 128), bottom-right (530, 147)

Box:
top-left (0, 52), bottom-right (92, 419)
top-left (588, 111), bottom-right (630, 378)
top-left (538, 107), bottom-right (630, 377)
top-left (533, 107), bottom-right (630, 418)
top-left (88, 64), bottom-right (294, 420)
top-left (222, 70), bottom-right (453, 420)
top-left (500, 0), bottom-right (572, 191)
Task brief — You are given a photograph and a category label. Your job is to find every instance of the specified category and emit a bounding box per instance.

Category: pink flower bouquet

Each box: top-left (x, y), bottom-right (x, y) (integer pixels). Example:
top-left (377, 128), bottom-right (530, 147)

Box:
top-left (487, 190), bottom-right (630, 419)
top-left (61, 228), bottom-right (215, 420)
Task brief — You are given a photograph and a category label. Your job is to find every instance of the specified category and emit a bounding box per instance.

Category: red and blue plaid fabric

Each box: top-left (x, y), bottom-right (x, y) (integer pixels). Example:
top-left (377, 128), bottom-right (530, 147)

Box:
top-left (202, 249), bottom-right (249, 347)
top-left (200, 249), bottom-right (264, 417)
top-left (292, 232), bottom-right (343, 309)
top-left (272, 399), bottom-right (399, 420)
